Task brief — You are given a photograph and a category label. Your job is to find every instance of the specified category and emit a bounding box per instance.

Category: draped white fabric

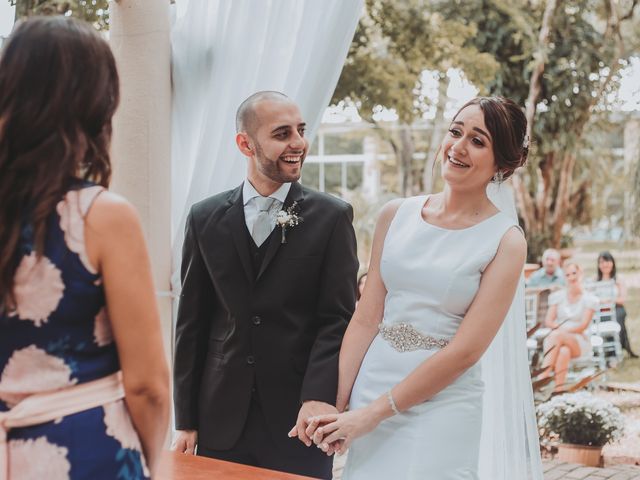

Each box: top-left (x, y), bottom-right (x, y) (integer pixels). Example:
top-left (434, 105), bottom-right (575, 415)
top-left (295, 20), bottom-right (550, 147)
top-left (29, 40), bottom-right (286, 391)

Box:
top-left (483, 181), bottom-right (544, 479)
top-left (170, 0), bottom-right (363, 291)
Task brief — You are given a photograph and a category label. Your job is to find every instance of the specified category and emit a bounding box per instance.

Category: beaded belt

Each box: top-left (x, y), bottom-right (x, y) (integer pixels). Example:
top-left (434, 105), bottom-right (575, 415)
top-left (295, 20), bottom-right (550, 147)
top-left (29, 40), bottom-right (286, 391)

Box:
top-left (379, 323), bottom-right (450, 352)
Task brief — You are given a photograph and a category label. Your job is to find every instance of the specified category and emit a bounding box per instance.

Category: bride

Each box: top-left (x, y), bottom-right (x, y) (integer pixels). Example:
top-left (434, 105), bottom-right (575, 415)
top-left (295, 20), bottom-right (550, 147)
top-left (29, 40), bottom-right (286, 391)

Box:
top-left (304, 96), bottom-right (543, 479)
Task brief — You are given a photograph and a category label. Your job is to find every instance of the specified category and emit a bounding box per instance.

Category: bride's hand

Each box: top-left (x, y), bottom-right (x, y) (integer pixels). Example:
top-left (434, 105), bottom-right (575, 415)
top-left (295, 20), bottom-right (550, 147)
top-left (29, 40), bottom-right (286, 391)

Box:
top-left (308, 407), bottom-right (382, 455)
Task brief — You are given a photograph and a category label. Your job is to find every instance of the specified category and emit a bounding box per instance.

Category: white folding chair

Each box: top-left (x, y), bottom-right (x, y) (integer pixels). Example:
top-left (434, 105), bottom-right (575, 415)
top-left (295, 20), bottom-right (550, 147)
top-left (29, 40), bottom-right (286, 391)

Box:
top-left (591, 303), bottom-right (623, 366)
top-left (524, 290), bottom-right (539, 331)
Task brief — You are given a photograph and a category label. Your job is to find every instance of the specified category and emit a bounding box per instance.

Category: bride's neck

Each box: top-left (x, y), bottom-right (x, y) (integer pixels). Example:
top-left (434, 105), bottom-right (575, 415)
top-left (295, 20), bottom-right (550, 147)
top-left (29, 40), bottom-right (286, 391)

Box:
top-left (440, 184), bottom-right (494, 217)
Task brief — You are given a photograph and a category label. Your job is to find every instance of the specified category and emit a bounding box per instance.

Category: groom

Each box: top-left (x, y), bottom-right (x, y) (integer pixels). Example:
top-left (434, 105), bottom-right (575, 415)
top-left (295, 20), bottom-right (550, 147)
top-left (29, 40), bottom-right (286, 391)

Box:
top-left (172, 91), bottom-right (358, 479)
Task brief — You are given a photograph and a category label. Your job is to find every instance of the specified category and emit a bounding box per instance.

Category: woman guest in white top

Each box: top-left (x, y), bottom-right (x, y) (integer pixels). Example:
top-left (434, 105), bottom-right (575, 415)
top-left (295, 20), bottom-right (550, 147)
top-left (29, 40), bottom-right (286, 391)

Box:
top-left (541, 262), bottom-right (599, 391)
top-left (597, 251), bottom-right (637, 358)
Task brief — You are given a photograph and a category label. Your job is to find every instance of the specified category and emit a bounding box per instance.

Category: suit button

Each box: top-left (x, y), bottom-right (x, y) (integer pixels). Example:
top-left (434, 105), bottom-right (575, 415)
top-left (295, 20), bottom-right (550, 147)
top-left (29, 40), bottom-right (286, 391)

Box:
top-left (246, 355), bottom-right (255, 365)
top-left (252, 316), bottom-right (261, 325)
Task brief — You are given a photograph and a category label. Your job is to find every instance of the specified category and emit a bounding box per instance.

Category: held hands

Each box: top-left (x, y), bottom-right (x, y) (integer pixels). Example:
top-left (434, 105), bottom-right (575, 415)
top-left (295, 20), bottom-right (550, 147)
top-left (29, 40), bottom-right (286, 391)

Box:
top-left (304, 408), bottom-right (376, 456)
top-left (171, 430), bottom-right (198, 455)
top-left (304, 396), bottom-right (393, 456)
top-left (288, 400), bottom-right (338, 447)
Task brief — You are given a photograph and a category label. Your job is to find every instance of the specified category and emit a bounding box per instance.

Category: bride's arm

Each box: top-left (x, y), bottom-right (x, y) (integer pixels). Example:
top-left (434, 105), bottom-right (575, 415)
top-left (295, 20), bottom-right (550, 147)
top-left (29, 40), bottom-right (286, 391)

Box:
top-left (382, 227), bottom-right (526, 410)
top-left (334, 199), bottom-right (402, 412)
top-left (315, 226), bottom-right (526, 452)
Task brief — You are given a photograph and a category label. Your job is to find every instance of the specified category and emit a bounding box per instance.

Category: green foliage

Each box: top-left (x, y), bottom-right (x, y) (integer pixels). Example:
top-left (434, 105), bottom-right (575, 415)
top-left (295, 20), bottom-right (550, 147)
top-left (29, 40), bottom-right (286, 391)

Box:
top-left (332, 0), bottom-right (639, 258)
top-left (332, 0), bottom-right (499, 123)
top-left (10, 0), bottom-right (109, 30)
top-left (537, 392), bottom-right (625, 446)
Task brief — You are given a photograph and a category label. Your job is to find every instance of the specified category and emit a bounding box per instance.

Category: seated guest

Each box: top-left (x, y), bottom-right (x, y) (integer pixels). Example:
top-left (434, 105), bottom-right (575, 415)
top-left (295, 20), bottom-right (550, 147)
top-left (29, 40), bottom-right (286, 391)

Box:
top-left (596, 251), bottom-right (637, 358)
top-left (541, 263), bottom-right (598, 391)
top-left (526, 248), bottom-right (565, 288)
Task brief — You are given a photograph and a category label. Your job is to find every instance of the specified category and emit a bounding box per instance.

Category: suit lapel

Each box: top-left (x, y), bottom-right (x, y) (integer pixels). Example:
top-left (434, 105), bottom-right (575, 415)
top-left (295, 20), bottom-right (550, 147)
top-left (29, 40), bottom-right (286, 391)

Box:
top-left (256, 182), bottom-right (305, 281)
top-left (223, 185), bottom-right (254, 283)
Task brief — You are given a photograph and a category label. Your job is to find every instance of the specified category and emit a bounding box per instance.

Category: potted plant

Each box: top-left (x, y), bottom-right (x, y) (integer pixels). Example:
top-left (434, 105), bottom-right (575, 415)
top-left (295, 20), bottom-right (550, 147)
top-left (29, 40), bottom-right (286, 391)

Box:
top-left (537, 392), bottom-right (624, 467)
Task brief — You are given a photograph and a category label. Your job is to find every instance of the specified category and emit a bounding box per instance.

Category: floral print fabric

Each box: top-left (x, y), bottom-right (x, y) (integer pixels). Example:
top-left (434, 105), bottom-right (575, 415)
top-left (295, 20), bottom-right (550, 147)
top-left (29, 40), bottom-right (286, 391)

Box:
top-left (0, 183), bottom-right (148, 479)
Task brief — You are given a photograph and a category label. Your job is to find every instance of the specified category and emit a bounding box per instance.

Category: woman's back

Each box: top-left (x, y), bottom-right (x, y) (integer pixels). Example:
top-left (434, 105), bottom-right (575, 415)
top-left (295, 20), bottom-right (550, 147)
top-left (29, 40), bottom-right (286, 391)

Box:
top-left (0, 183), bottom-right (149, 479)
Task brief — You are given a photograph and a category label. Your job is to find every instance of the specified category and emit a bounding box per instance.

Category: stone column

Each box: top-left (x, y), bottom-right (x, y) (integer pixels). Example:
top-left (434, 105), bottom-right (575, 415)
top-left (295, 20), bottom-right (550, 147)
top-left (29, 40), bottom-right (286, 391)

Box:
top-left (108, 0), bottom-right (173, 365)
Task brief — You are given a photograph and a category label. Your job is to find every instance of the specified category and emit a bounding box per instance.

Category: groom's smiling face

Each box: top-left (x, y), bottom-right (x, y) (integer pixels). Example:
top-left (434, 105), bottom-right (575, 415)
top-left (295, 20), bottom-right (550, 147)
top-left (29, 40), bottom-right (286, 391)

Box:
top-left (245, 99), bottom-right (308, 187)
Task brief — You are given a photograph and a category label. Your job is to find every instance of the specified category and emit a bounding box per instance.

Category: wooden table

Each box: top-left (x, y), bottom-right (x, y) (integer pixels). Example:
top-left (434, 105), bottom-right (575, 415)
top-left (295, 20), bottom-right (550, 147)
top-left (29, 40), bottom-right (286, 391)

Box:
top-left (157, 451), bottom-right (317, 479)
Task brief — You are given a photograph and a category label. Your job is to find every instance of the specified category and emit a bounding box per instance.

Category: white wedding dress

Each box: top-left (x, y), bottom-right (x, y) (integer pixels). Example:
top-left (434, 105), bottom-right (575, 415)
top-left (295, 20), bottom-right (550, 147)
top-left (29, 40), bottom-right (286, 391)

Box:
top-left (342, 195), bottom-right (521, 480)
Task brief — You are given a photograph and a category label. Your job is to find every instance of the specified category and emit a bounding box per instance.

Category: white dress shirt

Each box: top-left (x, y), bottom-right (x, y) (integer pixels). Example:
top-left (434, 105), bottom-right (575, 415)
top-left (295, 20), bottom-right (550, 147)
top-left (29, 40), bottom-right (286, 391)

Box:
top-left (242, 180), bottom-right (291, 235)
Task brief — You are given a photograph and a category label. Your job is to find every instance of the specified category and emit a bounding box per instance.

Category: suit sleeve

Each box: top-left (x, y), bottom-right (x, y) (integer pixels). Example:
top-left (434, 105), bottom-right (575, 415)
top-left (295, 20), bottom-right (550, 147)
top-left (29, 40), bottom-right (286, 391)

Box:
top-left (173, 208), bottom-right (213, 430)
top-left (300, 203), bottom-right (358, 404)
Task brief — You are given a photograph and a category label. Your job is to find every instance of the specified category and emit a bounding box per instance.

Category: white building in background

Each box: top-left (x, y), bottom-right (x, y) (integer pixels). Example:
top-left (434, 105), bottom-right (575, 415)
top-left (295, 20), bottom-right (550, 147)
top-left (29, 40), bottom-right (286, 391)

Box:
top-left (303, 121), bottom-right (433, 199)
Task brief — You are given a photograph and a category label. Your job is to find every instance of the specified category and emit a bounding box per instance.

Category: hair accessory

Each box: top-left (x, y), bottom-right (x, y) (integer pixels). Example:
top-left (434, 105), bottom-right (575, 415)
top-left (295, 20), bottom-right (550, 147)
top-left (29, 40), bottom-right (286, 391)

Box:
top-left (387, 390), bottom-right (401, 415)
top-left (522, 135), bottom-right (530, 150)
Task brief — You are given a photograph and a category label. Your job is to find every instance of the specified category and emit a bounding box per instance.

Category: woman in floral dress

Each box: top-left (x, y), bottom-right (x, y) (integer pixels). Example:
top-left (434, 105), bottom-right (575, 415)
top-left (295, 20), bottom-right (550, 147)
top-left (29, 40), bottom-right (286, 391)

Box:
top-left (0, 17), bottom-right (169, 479)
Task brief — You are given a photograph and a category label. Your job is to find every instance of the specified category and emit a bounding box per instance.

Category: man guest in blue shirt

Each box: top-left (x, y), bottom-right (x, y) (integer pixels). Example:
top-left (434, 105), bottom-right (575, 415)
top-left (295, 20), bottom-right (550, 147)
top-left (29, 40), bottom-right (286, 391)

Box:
top-left (526, 248), bottom-right (565, 288)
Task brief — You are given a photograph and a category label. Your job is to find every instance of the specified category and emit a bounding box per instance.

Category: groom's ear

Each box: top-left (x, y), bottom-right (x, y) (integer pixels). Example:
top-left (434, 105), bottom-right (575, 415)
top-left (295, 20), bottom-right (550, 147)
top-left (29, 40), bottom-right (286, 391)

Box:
top-left (236, 132), bottom-right (253, 157)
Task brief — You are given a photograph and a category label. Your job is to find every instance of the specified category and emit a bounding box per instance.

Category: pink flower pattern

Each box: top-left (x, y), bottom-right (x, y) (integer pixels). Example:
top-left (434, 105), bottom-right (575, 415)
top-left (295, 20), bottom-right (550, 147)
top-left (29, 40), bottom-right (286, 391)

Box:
top-left (11, 253), bottom-right (64, 326)
top-left (9, 436), bottom-right (70, 480)
top-left (56, 186), bottom-right (103, 274)
top-left (103, 400), bottom-right (149, 476)
top-left (0, 345), bottom-right (76, 408)
top-left (1, 184), bottom-right (148, 478)
top-left (93, 308), bottom-right (114, 347)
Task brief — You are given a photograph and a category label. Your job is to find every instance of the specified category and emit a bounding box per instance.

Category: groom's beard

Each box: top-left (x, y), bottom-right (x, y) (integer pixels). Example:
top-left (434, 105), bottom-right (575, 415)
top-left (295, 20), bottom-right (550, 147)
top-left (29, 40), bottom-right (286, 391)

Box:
top-left (254, 141), bottom-right (305, 184)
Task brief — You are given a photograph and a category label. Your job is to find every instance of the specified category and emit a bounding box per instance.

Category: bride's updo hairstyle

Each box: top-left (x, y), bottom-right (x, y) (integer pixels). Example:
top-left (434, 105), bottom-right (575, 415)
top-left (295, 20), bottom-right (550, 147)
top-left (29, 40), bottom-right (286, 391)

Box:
top-left (451, 96), bottom-right (528, 180)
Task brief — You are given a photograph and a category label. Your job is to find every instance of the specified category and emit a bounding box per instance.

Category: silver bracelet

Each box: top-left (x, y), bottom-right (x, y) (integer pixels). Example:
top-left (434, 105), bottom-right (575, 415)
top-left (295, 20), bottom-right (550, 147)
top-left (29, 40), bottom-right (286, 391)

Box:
top-left (387, 390), bottom-right (400, 415)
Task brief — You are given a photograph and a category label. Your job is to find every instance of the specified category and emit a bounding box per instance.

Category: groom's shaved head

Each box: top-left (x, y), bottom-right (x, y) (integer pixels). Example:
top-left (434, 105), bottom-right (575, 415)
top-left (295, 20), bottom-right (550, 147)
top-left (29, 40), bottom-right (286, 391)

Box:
top-left (236, 91), bottom-right (291, 135)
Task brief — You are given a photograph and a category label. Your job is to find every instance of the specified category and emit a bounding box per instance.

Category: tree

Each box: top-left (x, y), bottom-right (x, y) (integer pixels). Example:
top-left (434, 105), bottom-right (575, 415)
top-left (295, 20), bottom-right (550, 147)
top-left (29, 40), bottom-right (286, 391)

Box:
top-left (335, 0), bottom-right (639, 259)
top-left (420, 0), bottom-right (640, 258)
top-left (331, 0), bottom-right (499, 196)
top-left (10, 0), bottom-right (109, 30)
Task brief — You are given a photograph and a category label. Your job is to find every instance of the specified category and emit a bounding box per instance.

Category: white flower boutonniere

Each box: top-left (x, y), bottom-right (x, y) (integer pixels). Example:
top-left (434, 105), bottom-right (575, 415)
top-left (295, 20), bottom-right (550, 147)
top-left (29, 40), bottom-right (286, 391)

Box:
top-left (276, 201), bottom-right (303, 244)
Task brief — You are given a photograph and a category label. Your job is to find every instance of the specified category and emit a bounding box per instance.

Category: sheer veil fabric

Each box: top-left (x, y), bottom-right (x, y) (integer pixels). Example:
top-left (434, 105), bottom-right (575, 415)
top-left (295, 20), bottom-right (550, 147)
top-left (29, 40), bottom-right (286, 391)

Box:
top-left (482, 181), bottom-right (543, 479)
top-left (169, 0), bottom-right (364, 295)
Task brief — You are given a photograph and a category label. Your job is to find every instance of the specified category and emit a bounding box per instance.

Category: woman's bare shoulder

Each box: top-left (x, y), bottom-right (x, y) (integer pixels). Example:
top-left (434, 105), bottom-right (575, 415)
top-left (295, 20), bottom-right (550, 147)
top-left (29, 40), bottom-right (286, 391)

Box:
top-left (87, 191), bottom-right (141, 232)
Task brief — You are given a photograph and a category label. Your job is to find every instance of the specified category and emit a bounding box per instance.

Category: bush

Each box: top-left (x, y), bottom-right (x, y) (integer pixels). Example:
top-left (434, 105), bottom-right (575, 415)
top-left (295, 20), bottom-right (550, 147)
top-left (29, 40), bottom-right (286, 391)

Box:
top-left (537, 392), bottom-right (624, 447)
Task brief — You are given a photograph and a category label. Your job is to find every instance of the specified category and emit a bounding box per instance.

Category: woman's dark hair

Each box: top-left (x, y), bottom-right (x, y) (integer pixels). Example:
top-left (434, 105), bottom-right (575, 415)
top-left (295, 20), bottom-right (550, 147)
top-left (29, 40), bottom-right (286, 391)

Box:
top-left (0, 16), bottom-right (119, 307)
top-left (451, 96), bottom-right (529, 180)
top-left (597, 251), bottom-right (617, 281)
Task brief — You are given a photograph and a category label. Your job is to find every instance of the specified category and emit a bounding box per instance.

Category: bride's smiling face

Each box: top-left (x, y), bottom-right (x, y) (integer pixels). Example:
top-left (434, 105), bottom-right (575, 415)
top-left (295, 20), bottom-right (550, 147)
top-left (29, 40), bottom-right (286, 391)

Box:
top-left (441, 105), bottom-right (497, 190)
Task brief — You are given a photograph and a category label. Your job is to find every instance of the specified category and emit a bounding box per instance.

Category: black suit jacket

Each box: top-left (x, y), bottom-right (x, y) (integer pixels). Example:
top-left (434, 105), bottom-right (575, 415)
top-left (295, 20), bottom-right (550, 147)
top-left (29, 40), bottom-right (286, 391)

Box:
top-left (173, 181), bottom-right (358, 451)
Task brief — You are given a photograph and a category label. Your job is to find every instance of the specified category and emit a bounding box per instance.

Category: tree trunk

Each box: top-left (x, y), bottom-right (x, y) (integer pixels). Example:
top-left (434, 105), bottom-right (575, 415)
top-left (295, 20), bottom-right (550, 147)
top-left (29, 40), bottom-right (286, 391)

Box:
top-left (423, 73), bottom-right (448, 194)
top-left (524, 0), bottom-right (560, 141)
top-left (551, 152), bottom-right (576, 246)
top-left (536, 152), bottom-right (555, 231)
top-left (623, 118), bottom-right (640, 241)
top-left (14, 0), bottom-right (35, 19)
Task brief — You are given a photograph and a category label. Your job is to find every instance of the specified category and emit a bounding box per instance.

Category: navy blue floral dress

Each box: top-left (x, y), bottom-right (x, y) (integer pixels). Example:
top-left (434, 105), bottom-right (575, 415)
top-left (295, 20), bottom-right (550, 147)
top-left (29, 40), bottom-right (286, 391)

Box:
top-left (0, 184), bottom-right (149, 480)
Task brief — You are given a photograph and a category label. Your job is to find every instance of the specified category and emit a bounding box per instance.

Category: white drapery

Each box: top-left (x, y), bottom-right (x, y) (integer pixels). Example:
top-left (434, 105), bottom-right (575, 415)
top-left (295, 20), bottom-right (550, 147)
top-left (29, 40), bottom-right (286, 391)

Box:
top-left (483, 181), bottom-right (544, 479)
top-left (170, 0), bottom-right (363, 294)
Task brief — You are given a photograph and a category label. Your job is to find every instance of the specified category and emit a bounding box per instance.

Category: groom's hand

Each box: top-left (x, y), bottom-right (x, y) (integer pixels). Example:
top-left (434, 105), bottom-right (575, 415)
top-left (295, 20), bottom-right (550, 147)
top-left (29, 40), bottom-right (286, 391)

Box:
top-left (288, 401), bottom-right (337, 447)
top-left (171, 429), bottom-right (198, 455)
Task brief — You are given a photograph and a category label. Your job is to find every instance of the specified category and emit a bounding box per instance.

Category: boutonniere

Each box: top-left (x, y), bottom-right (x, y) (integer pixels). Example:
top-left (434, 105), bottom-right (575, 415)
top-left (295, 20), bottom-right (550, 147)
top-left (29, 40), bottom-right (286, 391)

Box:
top-left (276, 201), bottom-right (303, 244)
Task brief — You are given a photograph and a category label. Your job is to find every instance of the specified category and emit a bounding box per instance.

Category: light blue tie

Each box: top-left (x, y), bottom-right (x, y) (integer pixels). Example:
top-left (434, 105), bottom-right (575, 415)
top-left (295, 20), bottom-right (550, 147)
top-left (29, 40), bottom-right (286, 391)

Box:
top-left (251, 197), bottom-right (275, 246)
